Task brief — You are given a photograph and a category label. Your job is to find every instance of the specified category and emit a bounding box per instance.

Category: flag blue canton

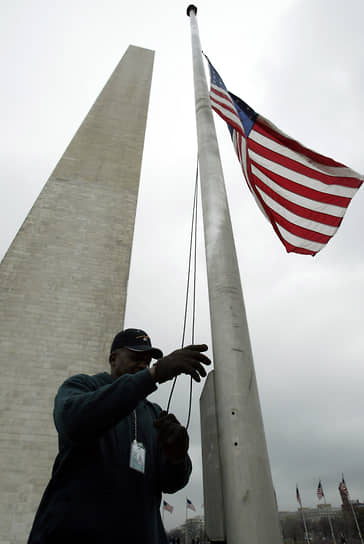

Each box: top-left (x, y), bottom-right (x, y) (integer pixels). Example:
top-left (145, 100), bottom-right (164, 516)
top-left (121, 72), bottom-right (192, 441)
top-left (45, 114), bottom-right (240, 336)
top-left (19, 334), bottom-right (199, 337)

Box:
top-left (229, 91), bottom-right (258, 137)
top-left (208, 61), bottom-right (257, 137)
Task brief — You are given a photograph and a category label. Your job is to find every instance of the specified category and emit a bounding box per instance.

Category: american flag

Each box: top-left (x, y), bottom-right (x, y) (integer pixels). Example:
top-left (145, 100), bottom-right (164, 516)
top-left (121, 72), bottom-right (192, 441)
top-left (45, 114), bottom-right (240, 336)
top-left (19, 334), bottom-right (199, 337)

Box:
top-left (187, 498), bottom-right (196, 512)
top-left (317, 480), bottom-right (324, 500)
top-left (339, 477), bottom-right (349, 498)
top-left (296, 485), bottom-right (302, 507)
top-left (207, 59), bottom-right (363, 256)
top-left (163, 500), bottom-right (174, 513)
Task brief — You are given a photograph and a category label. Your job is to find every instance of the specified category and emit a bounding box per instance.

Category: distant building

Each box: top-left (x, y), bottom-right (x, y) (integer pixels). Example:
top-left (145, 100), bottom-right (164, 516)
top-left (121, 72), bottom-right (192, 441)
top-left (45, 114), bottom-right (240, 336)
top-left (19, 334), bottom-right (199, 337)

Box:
top-left (279, 511), bottom-right (298, 521)
top-left (167, 515), bottom-right (208, 544)
top-left (279, 505), bottom-right (342, 523)
top-left (184, 515), bottom-right (205, 543)
top-left (339, 490), bottom-right (364, 517)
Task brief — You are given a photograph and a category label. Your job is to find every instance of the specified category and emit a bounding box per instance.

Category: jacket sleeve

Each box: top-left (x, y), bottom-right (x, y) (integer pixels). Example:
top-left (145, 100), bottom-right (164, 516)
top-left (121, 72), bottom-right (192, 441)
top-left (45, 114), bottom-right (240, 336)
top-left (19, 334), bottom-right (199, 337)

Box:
top-left (151, 403), bottom-right (193, 493)
top-left (54, 370), bottom-right (157, 443)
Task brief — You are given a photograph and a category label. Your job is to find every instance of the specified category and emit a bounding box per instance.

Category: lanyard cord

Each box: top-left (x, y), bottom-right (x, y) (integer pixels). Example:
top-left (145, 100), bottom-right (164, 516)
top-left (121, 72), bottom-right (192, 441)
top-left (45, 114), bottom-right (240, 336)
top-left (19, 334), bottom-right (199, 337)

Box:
top-left (166, 158), bottom-right (199, 430)
top-left (132, 410), bottom-right (137, 441)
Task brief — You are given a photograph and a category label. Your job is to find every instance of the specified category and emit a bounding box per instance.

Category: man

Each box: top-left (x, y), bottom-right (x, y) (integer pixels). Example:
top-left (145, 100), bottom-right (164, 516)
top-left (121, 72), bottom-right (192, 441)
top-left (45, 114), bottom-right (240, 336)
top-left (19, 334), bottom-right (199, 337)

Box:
top-left (28, 328), bottom-right (210, 544)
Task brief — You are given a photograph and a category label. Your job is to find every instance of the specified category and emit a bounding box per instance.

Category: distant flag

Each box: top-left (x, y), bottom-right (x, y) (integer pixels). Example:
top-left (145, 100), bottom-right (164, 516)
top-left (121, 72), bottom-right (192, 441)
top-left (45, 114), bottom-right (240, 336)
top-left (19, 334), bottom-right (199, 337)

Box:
top-left (296, 485), bottom-right (302, 507)
top-left (339, 476), bottom-right (349, 498)
top-left (339, 477), bottom-right (364, 543)
top-left (187, 498), bottom-right (196, 512)
top-left (317, 480), bottom-right (324, 500)
top-left (163, 500), bottom-right (174, 514)
top-left (207, 58), bottom-right (363, 256)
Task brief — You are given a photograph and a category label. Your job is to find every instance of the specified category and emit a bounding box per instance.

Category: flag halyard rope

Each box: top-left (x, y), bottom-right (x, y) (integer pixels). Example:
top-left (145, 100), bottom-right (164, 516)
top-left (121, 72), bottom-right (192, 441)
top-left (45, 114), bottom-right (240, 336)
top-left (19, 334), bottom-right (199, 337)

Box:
top-left (166, 157), bottom-right (199, 430)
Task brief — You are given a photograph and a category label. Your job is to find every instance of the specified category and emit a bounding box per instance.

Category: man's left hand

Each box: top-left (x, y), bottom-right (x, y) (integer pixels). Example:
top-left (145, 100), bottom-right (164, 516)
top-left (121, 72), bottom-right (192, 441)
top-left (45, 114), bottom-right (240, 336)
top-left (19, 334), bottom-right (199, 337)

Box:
top-left (153, 411), bottom-right (189, 462)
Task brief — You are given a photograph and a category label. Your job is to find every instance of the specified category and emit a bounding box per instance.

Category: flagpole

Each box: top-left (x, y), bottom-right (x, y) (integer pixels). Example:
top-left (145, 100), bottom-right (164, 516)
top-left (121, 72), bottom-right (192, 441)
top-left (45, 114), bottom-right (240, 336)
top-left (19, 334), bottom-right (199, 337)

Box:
top-left (324, 497), bottom-right (337, 544)
top-left (300, 508), bottom-right (310, 544)
top-left (320, 480), bottom-right (336, 544)
top-left (185, 499), bottom-right (188, 544)
top-left (297, 485), bottom-right (310, 544)
top-left (349, 501), bottom-right (364, 544)
top-left (187, 5), bottom-right (282, 544)
top-left (339, 473), bottom-right (364, 544)
top-left (342, 474), bottom-right (364, 544)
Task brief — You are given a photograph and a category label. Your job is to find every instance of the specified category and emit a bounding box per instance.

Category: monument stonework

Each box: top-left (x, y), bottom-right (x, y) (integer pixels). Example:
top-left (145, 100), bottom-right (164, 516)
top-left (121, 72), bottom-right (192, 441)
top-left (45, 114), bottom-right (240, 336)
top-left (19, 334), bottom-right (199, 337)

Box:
top-left (0, 45), bottom-right (154, 543)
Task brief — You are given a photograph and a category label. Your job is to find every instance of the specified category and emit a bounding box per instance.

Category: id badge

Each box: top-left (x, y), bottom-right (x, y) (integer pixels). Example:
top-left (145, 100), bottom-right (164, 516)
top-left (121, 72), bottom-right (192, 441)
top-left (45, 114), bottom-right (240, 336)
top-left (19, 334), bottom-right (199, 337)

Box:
top-left (129, 440), bottom-right (146, 474)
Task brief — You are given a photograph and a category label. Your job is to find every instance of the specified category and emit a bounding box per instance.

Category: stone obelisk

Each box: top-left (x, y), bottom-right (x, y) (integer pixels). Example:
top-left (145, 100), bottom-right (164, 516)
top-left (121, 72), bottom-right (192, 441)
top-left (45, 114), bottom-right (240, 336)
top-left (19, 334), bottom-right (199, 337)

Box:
top-left (0, 45), bottom-right (154, 543)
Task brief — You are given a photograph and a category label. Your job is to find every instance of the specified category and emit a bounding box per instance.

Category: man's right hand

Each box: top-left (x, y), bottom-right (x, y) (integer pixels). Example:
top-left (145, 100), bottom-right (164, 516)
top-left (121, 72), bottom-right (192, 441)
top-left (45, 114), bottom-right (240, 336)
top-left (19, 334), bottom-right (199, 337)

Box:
top-left (152, 344), bottom-right (211, 383)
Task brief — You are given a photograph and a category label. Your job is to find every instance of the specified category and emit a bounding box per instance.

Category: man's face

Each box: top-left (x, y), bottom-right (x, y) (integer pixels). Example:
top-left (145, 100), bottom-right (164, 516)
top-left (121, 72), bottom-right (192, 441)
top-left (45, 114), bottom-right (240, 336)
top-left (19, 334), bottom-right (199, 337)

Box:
top-left (109, 348), bottom-right (152, 379)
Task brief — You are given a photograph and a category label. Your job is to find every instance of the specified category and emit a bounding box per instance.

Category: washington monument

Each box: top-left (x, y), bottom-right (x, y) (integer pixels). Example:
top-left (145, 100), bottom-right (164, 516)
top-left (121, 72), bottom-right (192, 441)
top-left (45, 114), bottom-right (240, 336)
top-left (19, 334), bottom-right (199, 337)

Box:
top-left (0, 45), bottom-right (154, 543)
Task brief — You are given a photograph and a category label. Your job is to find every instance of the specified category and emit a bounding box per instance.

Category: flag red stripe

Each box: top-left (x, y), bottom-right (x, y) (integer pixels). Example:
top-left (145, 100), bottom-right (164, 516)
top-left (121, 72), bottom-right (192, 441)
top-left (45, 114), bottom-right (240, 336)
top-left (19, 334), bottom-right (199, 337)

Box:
top-left (248, 138), bottom-right (360, 190)
top-left (211, 97), bottom-right (239, 121)
top-left (250, 159), bottom-right (352, 208)
top-left (211, 86), bottom-right (239, 111)
top-left (244, 148), bottom-right (342, 227)
top-left (242, 149), bottom-right (325, 250)
top-left (250, 170), bottom-right (342, 228)
top-left (211, 104), bottom-right (243, 135)
top-left (284, 241), bottom-right (316, 255)
top-left (210, 89), bottom-right (241, 121)
top-left (254, 119), bottom-right (348, 169)
top-left (269, 209), bottom-right (331, 244)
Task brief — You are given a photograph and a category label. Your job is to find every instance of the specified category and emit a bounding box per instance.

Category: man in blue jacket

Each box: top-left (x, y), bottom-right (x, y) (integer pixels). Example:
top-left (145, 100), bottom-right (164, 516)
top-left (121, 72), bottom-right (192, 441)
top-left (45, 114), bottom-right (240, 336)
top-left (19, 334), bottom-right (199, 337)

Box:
top-left (28, 328), bottom-right (210, 544)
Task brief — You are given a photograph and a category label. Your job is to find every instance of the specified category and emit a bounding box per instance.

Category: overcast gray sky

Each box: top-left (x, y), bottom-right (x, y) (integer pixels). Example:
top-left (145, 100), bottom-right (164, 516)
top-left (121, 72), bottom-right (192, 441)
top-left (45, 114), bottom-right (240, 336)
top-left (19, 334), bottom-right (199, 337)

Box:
top-left (1, 0), bottom-right (364, 532)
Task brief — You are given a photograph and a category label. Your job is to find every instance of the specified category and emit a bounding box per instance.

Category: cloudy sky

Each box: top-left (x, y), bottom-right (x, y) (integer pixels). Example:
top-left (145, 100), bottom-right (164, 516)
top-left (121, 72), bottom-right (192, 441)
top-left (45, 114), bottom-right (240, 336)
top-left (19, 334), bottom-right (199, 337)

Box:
top-left (2, 0), bottom-right (364, 532)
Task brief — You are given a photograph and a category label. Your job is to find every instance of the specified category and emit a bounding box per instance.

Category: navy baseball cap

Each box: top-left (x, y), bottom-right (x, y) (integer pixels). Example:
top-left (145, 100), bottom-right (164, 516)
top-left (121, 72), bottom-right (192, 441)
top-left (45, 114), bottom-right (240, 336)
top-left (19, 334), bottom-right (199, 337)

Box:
top-left (110, 328), bottom-right (163, 359)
